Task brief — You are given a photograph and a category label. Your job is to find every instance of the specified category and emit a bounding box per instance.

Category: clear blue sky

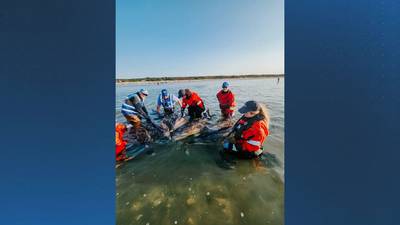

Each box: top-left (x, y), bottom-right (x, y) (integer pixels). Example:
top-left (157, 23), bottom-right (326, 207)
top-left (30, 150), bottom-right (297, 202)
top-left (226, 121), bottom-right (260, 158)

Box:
top-left (116, 0), bottom-right (284, 78)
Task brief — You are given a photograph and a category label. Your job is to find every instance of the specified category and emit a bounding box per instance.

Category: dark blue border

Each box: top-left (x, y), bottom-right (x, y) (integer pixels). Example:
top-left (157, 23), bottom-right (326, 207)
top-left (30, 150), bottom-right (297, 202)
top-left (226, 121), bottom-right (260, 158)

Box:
top-left (1, 0), bottom-right (115, 224)
top-left (286, 0), bottom-right (400, 224)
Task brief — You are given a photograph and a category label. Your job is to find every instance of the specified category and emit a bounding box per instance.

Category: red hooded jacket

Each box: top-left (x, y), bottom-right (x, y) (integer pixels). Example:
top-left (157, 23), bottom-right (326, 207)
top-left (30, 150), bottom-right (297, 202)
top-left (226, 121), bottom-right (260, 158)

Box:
top-left (115, 123), bottom-right (127, 161)
top-left (235, 117), bottom-right (269, 152)
top-left (181, 91), bottom-right (204, 109)
top-left (216, 90), bottom-right (236, 115)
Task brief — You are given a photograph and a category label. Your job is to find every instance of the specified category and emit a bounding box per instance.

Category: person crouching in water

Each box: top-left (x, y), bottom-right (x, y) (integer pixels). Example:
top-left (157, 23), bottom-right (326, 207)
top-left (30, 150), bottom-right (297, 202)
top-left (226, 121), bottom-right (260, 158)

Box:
top-left (120, 89), bottom-right (152, 144)
top-left (222, 100), bottom-right (269, 159)
top-left (116, 123), bottom-right (128, 162)
top-left (179, 89), bottom-right (206, 120)
top-left (216, 81), bottom-right (236, 119)
top-left (156, 89), bottom-right (181, 116)
top-left (121, 88), bottom-right (151, 128)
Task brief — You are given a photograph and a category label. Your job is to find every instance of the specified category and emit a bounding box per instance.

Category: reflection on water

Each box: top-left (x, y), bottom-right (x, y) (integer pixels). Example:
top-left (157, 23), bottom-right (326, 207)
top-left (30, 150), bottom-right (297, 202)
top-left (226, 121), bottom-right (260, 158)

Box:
top-left (116, 78), bottom-right (284, 225)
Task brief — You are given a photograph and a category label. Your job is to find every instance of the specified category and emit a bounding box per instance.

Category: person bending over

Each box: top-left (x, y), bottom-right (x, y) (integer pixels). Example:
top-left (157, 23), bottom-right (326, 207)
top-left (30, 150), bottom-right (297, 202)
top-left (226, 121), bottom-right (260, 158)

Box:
top-left (121, 88), bottom-right (151, 128)
top-left (156, 89), bottom-right (181, 116)
top-left (180, 89), bottom-right (206, 120)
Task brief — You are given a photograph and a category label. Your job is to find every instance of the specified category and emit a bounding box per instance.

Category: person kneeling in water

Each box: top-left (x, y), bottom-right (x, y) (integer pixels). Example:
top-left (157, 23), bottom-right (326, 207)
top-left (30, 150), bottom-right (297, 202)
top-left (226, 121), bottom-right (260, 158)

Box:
top-left (222, 100), bottom-right (269, 159)
top-left (156, 89), bottom-right (181, 116)
top-left (216, 81), bottom-right (236, 119)
top-left (116, 123), bottom-right (129, 162)
top-left (180, 89), bottom-right (206, 120)
top-left (121, 88), bottom-right (151, 128)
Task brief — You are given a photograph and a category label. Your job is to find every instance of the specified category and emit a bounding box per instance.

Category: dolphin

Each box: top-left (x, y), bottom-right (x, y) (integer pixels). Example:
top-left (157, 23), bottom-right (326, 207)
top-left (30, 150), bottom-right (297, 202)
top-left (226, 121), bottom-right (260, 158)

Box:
top-left (171, 118), bottom-right (208, 141)
top-left (191, 119), bottom-right (234, 143)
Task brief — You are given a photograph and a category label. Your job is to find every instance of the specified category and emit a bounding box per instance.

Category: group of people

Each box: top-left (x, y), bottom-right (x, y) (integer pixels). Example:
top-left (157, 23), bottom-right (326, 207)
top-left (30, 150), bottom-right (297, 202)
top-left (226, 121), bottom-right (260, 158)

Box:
top-left (116, 81), bottom-right (270, 164)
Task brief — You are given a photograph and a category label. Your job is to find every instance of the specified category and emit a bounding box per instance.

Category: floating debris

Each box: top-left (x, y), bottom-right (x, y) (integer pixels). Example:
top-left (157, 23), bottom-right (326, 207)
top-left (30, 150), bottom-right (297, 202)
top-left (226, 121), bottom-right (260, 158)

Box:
top-left (153, 199), bottom-right (162, 207)
top-left (206, 192), bottom-right (210, 196)
top-left (174, 220), bottom-right (178, 224)
top-left (143, 194), bottom-right (147, 198)
top-left (125, 202), bottom-right (130, 205)
top-left (136, 214), bottom-right (143, 221)
top-left (131, 202), bottom-right (142, 211)
top-left (186, 196), bottom-right (196, 205)
top-left (240, 212), bottom-right (245, 218)
top-left (188, 187), bottom-right (192, 191)
top-left (146, 223), bottom-right (150, 225)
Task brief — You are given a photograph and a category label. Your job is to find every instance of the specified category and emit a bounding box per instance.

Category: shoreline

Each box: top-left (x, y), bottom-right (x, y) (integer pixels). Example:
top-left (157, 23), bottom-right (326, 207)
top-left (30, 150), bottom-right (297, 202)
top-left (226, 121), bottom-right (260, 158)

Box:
top-left (116, 74), bottom-right (284, 84)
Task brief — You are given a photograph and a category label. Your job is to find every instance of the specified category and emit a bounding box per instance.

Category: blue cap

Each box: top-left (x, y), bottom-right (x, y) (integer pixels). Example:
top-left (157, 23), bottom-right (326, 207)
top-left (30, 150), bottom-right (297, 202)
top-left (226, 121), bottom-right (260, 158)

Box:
top-left (222, 81), bottom-right (229, 88)
top-left (161, 89), bottom-right (168, 97)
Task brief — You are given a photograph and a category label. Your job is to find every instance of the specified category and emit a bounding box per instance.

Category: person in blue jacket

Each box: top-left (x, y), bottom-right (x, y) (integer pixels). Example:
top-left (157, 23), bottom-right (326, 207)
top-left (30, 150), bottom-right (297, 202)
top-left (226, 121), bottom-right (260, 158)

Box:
top-left (121, 88), bottom-right (151, 128)
top-left (156, 89), bottom-right (181, 116)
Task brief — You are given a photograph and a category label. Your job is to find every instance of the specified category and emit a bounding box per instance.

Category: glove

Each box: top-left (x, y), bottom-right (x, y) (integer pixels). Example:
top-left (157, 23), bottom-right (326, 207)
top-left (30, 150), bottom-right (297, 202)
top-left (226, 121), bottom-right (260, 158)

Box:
top-left (231, 144), bottom-right (238, 152)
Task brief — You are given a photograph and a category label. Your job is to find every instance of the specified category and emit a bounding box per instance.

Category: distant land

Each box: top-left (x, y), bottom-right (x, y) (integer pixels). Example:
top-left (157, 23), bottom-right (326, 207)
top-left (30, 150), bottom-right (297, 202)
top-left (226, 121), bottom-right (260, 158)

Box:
top-left (116, 74), bottom-right (284, 83)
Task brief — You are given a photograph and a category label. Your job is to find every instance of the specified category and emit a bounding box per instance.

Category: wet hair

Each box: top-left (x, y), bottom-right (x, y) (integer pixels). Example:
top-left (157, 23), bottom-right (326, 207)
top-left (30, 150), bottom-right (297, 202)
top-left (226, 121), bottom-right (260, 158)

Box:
top-left (258, 103), bottom-right (270, 129)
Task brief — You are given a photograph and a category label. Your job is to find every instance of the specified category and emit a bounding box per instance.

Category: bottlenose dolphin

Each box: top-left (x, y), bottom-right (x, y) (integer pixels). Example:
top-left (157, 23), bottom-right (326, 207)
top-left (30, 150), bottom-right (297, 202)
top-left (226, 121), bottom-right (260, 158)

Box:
top-left (171, 118), bottom-right (208, 141)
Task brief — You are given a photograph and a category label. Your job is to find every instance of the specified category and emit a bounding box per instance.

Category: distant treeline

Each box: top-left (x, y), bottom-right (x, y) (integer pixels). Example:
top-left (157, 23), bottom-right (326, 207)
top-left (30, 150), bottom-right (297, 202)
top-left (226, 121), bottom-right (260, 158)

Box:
top-left (116, 74), bottom-right (284, 83)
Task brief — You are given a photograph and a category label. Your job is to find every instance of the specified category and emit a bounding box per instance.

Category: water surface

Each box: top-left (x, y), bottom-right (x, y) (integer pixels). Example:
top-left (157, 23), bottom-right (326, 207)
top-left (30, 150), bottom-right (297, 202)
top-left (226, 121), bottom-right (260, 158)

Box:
top-left (116, 78), bottom-right (284, 225)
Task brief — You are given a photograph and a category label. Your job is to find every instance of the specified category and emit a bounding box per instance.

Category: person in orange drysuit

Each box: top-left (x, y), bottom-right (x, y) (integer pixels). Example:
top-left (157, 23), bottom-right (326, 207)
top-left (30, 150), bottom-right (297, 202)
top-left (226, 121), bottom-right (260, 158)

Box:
top-left (116, 123), bottom-right (128, 161)
top-left (216, 81), bottom-right (236, 118)
top-left (222, 100), bottom-right (269, 159)
top-left (179, 89), bottom-right (206, 120)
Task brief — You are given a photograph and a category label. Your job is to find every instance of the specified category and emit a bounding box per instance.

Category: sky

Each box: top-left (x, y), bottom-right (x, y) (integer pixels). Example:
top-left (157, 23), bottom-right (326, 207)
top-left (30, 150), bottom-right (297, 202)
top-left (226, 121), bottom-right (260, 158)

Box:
top-left (116, 0), bottom-right (284, 78)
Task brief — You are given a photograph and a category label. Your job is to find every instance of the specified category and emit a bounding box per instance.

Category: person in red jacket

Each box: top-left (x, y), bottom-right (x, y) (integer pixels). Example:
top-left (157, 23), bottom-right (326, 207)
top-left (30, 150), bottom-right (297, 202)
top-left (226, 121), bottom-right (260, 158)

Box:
top-left (116, 123), bottom-right (128, 162)
top-left (216, 81), bottom-right (236, 118)
top-left (222, 100), bottom-right (270, 159)
top-left (180, 89), bottom-right (206, 120)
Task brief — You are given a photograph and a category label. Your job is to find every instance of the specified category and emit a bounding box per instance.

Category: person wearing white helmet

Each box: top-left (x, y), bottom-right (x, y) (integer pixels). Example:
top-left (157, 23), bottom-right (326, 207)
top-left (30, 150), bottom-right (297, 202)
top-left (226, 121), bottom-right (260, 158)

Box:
top-left (121, 88), bottom-right (151, 127)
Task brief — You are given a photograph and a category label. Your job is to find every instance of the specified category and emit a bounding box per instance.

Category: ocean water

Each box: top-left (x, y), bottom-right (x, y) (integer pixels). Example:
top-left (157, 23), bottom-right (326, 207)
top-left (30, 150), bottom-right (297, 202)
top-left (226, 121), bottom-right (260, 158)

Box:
top-left (116, 78), bottom-right (284, 225)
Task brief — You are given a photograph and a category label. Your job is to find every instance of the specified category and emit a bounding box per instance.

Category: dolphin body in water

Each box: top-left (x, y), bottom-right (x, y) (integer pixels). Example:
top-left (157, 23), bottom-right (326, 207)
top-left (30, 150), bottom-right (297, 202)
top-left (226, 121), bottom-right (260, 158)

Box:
top-left (171, 118), bottom-right (234, 142)
top-left (171, 118), bottom-right (208, 141)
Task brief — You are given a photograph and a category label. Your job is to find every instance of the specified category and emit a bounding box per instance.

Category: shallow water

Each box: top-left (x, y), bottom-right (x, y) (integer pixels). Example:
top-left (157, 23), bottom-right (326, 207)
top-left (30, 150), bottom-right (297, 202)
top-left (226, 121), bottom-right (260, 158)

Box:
top-left (116, 78), bottom-right (284, 225)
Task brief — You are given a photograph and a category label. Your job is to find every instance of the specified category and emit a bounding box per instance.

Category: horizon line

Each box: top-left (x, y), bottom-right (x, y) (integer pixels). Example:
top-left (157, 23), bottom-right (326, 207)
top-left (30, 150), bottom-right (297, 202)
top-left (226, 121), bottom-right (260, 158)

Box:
top-left (116, 73), bottom-right (285, 80)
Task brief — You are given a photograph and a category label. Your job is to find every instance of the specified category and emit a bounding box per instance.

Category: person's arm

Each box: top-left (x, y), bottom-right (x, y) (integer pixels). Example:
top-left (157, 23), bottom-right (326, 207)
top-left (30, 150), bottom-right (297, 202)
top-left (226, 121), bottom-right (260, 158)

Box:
top-left (229, 92), bottom-right (236, 109)
top-left (195, 94), bottom-right (203, 107)
top-left (156, 95), bottom-right (162, 113)
top-left (142, 105), bottom-right (149, 116)
top-left (133, 101), bottom-right (149, 119)
top-left (131, 95), bottom-right (149, 119)
top-left (180, 99), bottom-right (187, 116)
top-left (181, 98), bottom-right (187, 109)
top-left (156, 105), bottom-right (161, 114)
top-left (174, 95), bottom-right (182, 107)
